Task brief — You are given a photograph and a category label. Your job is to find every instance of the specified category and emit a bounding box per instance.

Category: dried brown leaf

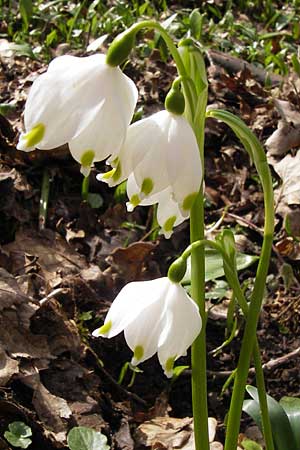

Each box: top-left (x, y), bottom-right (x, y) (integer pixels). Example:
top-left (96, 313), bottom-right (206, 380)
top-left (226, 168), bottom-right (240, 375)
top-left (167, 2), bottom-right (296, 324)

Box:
top-left (273, 153), bottom-right (300, 209)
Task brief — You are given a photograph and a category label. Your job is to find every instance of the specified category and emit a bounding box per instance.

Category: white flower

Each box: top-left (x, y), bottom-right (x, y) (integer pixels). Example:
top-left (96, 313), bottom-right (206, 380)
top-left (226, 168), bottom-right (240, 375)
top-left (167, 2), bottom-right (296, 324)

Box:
top-left (17, 54), bottom-right (138, 175)
top-left (126, 174), bottom-right (186, 239)
top-left (98, 109), bottom-right (202, 220)
top-left (92, 277), bottom-right (201, 377)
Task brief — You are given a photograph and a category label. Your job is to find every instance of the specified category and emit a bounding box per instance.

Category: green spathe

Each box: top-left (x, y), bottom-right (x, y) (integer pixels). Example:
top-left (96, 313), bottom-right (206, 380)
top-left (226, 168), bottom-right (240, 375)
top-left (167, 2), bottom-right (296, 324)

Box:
top-left (168, 257), bottom-right (187, 283)
top-left (106, 29), bottom-right (136, 67)
top-left (165, 88), bottom-right (185, 115)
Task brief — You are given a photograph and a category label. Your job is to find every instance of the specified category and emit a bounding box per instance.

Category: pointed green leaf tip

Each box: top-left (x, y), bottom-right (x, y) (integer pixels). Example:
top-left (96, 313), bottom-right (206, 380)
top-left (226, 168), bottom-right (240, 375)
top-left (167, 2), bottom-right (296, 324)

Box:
top-left (23, 123), bottom-right (45, 148)
top-left (168, 256), bottom-right (187, 283)
top-left (165, 88), bottom-right (185, 115)
top-left (106, 29), bottom-right (136, 67)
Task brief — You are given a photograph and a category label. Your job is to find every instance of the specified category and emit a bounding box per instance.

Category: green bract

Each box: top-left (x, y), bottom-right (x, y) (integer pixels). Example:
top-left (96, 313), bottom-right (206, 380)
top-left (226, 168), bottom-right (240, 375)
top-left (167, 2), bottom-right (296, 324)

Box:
top-left (106, 29), bottom-right (136, 67)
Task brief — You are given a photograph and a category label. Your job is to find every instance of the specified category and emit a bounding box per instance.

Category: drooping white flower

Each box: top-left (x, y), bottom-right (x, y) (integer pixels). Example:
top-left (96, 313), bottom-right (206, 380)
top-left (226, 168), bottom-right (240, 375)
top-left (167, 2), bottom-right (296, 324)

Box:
top-left (92, 277), bottom-right (201, 377)
top-left (17, 54), bottom-right (138, 175)
top-left (98, 110), bottom-right (202, 216)
top-left (126, 174), bottom-right (186, 239)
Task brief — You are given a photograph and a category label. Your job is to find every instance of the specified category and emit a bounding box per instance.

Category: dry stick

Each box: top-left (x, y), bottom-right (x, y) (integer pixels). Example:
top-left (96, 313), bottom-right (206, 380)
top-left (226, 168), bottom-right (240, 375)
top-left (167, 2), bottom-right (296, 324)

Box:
top-left (184, 346), bottom-right (300, 379)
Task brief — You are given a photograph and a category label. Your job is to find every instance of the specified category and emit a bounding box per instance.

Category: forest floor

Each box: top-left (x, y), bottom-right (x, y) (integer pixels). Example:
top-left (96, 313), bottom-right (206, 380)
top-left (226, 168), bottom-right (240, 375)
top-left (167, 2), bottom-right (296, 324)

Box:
top-left (0, 2), bottom-right (300, 449)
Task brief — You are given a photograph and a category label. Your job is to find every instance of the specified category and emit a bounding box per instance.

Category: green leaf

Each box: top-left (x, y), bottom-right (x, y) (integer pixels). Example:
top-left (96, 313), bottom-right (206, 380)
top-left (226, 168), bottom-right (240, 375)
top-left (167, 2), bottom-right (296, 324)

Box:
top-left (182, 249), bottom-right (258, 284)
top-left (4, 421), bottom-right (32, 449)
top-left (291, 54), bottom-right (300, 77)
top-left (5, 43), bottom-right (35, 59)
top-left (19, 0), bottom-right (33, 30)
top-left (67, 427), bottom-right (110, 450)
top-left (189, 9), bottom-right (203, 40)
top-left (243, 386), bottom-right (297, 450)
top-left (0, 103), bottom-right (16, 116)
top-left (279, 397), bottom-right (300, 448)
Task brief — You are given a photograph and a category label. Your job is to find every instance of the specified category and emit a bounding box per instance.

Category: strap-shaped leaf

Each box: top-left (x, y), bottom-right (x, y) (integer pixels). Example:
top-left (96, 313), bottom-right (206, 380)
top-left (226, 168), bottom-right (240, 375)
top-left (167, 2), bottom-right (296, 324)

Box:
top-left (206, 109), bottom-right (274, 236)
top-left (279, 396), bottom-right (300, 448)
top-left (243, 386), bottom-right (297, 450)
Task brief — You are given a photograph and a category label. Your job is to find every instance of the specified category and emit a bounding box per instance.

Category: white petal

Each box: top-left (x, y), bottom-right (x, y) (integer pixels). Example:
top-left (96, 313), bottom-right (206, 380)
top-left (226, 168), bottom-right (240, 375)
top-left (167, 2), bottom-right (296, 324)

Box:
top-left (124, 297), bottom-right (167, 365)
top-left (156, 189), bottom-right (186, 238)
top-left (158, 282), bottom-right (202, 377)
top-left (121, 112), bottom-right (171, 199)
top-left (20, 54), bottom-right (138, 154)
top-left (126, 175), bottom-right (186, 237)
top-left (165, 115), bottom-right (202, 213)
top-left (70, 63), bottom-right (138, 165)
top-left (92, 277), bottom-right (170, 339)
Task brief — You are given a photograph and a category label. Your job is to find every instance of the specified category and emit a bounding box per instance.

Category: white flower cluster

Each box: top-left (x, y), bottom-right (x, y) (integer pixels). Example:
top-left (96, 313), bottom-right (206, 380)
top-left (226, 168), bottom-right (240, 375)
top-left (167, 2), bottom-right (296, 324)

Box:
top-left (18, 53), bottom-right (202, 238)
top-left (18, 53), bottom-right (203, 376)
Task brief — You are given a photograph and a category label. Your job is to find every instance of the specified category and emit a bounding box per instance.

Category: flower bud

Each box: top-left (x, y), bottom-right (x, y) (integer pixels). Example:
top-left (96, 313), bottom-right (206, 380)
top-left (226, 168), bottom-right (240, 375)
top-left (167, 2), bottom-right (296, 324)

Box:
top-left (168, 257), bottom-right (187, 283)
top-left (106, 29), bottom-right (136, 67)
top-left (165, 88), bottom-right (185, 115)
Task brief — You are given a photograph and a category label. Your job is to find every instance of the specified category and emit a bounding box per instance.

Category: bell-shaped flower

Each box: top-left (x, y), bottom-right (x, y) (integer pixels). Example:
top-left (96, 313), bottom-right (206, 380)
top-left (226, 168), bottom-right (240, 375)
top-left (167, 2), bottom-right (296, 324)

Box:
top-left (98, 110), bottom-right (202, 216)
top-left (126, 174), bottom-right (186, 238)
top-left (92, 277), bottom-right (201, 377)
top-left (17, 54), bottom-right (138, 175)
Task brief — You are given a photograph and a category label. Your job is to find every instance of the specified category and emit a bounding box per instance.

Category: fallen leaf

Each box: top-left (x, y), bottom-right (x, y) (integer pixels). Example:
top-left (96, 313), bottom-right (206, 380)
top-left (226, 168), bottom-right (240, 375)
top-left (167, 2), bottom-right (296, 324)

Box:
top-left (273, 153), bottom-right (300, 210)
top-left (266, 100), bottom-right (300, 156)
top-left (135, 416), bottom-right (220, 450)
top-left (106, 241), bottom-right (157, 282)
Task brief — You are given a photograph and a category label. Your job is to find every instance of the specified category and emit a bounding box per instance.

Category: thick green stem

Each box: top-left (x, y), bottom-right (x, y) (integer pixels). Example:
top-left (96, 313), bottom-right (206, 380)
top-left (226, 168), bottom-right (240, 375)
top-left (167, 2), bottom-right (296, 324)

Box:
top-left (117, 21), bottom-right (197, 112)
top-left (188, 52), bottom-right (209, 450)
top-left (190, 193), bottom-right (209, 450)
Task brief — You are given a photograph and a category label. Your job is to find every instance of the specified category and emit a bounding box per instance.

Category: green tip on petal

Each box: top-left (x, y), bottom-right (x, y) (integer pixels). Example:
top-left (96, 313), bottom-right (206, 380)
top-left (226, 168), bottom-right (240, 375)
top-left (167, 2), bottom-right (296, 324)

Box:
top-left (130, 194), bottom-right (141, 208)
top-left (165, 356), bottom-right (176, 377)
top-left (163, 216), bottom-right (176, 233)
top-left (141, 178), bottom-right (153, 195)
top-left (23, 123), bottom-right (45, 148)
top-left (133, 345), bottom-right (144, 362)
top-left (97, 320), bottom-right (112, 336)
top-left (80, 150), bottom-right (95, 168)
top-left (101, 167), bottom-right (116, 180)
top-left (182, 192), bottom-right (198, 211)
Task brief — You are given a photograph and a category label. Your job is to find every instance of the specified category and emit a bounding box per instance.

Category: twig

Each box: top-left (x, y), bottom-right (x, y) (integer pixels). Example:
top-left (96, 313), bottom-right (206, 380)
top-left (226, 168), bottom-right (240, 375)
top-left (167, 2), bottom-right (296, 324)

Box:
top-left (39, 288), bottom-right (69, 305)
top-left (184, 346), bottom-right (300, 379)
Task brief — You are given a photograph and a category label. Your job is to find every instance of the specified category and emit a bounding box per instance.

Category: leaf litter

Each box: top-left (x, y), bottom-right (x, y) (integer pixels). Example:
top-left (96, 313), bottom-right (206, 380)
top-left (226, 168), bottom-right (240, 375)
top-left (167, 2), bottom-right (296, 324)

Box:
top-left (0, 12), bottom-right (300, 450)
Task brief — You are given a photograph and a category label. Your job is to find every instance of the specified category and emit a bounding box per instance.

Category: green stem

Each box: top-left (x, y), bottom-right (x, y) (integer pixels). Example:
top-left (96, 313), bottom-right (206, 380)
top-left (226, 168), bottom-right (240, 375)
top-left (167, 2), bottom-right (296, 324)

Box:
top-left (81, 175), bottom-right (89, 201)
top-left (188, 52), bottom-right (209, 450)
top-left (39, 168), bottom-right (50, 231)
top-left (173, 237), bottom-right (274, 450)
top-left (253, 340), bottom-right (275, 450)
top-left (190, 193), bottom-right (209, 450)
top-left (205, 110), bottom-right (275, 450)
top-left (121, 21), bottom-right (197, 113)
